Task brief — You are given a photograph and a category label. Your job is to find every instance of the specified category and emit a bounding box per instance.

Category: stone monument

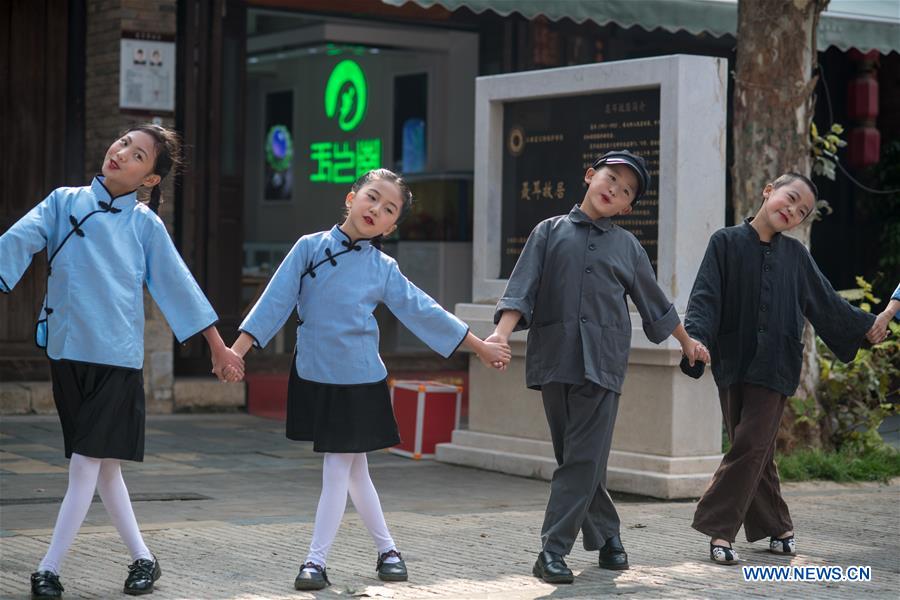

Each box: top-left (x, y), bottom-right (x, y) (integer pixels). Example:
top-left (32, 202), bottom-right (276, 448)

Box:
top-left (442, 55), bottom-right (727, 499)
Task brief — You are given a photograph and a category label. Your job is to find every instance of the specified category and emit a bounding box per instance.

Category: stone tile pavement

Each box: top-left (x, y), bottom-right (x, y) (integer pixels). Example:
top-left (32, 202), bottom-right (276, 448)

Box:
top-left (1, 414), bottom-right (898, 599)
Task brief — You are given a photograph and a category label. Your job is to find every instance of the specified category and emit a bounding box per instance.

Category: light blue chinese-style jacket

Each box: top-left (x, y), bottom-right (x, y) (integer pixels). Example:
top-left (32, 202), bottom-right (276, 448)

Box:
top-left (0, 177), bottom-right (218, 369)
top-left (240, 225), bottom-right (469, 385)
top-left (893, 283), bottom-right (900, 322)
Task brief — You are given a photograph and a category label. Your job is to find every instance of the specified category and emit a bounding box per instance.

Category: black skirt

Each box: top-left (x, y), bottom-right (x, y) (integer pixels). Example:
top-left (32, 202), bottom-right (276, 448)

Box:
top-left (49, 359), bottom-right (146, 461)
top-left (286, 361), bottom-right (400, 453)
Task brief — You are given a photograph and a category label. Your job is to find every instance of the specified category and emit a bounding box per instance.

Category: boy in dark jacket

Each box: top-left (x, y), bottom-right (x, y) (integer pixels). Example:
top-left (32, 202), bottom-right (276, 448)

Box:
top-left (684, 172), bottom-right (877, 564)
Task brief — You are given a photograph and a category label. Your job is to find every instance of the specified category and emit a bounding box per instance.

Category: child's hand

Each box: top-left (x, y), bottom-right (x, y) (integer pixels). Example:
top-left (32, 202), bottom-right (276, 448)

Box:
top-left (222, 362), bottom-right (244, 383)
top-left (484, 332), bottom-right (510, 370)
top-left (212, 347), bottom-right (245, 382)
top-left (681, 337), bottom-right (710, 366)
top-left (479, 338), bottom-right (511, 371)
top-left (866, 313), bottom-right (891, 344)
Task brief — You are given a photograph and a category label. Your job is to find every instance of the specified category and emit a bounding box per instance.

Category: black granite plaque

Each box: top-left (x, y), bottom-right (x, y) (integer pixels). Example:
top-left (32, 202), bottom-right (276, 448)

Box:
top-left (501, 88), bottom-right (660, 278)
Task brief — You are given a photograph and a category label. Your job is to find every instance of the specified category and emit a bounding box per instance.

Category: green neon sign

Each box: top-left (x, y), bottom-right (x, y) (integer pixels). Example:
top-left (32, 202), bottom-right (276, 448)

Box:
top-left (309, 138), bottom-right (382, 184)
top-left (324, 60), bottom-right (368, 132)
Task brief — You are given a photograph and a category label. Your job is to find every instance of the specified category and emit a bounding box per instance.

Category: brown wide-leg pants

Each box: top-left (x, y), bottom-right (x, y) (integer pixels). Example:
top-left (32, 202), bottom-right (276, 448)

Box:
top-left (692, 383), bottom-right (793, 543)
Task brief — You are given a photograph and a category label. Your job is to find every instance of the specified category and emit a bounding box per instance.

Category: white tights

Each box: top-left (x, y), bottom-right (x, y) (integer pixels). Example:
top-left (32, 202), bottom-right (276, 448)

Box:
top-left (305, 453), bottom-right (396, 567)
top-left (38, 453), bottom-right (151, 574)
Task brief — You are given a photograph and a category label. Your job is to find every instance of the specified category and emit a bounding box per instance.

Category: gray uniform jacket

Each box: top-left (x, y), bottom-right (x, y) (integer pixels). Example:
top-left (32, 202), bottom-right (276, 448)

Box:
top-left (495, 205), bottom-right (680, 393)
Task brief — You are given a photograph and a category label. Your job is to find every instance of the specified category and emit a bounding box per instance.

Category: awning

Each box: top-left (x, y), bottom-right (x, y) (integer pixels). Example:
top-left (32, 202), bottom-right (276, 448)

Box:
top-left (381, 0), bottom-right (900, 54)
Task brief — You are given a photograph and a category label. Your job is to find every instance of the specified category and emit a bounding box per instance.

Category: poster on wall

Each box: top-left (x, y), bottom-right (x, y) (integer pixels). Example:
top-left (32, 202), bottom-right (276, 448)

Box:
top-left (119, 31), bottom-right (175, 114)
top-left (265, 90), bottom-right (294, 201)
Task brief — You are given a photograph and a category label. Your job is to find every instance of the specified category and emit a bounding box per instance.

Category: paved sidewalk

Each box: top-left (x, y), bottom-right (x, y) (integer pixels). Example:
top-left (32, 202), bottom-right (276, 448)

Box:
top-left (1, 414), bottom-right (898, 599)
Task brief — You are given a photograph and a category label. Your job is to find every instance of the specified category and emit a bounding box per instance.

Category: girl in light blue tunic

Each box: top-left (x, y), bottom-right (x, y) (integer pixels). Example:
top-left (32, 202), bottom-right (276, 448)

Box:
top-left (230, 169), bottom-right (511, 590)
top-left (0, 124), bottom-right (245, 598)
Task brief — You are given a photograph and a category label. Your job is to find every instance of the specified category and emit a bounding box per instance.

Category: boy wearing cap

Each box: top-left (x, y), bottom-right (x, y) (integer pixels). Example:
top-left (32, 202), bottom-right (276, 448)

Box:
top-left (488, 150), bottom-right (709, 583)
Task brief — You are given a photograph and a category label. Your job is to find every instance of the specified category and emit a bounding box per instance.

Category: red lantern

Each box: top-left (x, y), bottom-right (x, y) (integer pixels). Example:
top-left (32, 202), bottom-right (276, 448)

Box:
top-left (846, 50), bottom-right (880, 169)
top-left (847, 77), bottom-right (878, 121)
top-left (847, 127), bottom-right (881, 170)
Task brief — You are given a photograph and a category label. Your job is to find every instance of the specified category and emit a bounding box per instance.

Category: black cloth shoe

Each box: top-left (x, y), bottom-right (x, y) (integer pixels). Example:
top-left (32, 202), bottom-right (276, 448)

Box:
top-left (710, 542), bottom-right (740, 565)
top-left (532, 550), bottom-right (574, 584)
top-left (599, 535), bottom-right (630, 570)
top-left (769, 535), bottom-right (796, 555)
top-left (124, 555), bottom-right (161, 595)
top-left (294, 562), bottom-right (330, 590)
top-left (31, 571), bottom-right (64, 599)
top-left (376, 549), bottom-right (408, 582)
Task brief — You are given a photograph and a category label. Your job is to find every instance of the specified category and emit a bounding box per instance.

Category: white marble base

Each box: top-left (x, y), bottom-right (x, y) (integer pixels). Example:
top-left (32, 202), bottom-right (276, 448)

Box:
top-left (437, 430), bottom-right (721, 499)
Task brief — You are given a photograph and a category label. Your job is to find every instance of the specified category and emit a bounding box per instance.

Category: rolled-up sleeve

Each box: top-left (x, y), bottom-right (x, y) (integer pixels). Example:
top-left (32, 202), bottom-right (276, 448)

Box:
top-left (144, 219), bottom-right (218, 342)
top-left (0, 191), bottom-right (57, 293)
top-left (495, 220), bottom-right (549, 331)
top-left (383, 260), bottom-right (468, 358)
top-left (239, 238), bottom-right (307, 349)
top-left (629, 244), bottom-right (680, 344)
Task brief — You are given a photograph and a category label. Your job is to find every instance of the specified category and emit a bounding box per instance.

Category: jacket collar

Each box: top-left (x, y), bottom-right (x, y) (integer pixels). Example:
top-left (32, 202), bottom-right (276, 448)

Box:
top-left (567, 204), bottom-right (614, 232)
top-left (92, 176), bottom-right (138, 211)
top-left (742, 217), bottom-right (783, 248)
top-left (329, 224), bottom-right (374, 249)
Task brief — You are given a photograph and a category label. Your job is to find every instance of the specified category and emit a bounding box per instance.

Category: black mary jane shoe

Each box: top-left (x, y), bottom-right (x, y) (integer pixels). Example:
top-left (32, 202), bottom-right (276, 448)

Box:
top-left (31, 571), bottom-right (64, 599)
top-left (532, 550), bottom-right (574, 584)
top-left (598, 534), bottom-right (630, 571)
top-left (376, 549), bottom-right (408, 582)
top-left (124, 555), bottom-right (162, 595)
top-left (294, 562), bottom-right (330, 591)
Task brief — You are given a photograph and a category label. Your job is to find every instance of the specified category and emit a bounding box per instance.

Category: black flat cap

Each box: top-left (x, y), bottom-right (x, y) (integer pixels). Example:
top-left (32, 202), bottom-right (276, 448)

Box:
top-left (592, 150), bottom-right (651, 201)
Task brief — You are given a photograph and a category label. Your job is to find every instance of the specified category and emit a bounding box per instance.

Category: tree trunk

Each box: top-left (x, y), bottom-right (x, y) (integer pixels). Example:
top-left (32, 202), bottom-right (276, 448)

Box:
top-left (732, 0), bottom-right (830, 451)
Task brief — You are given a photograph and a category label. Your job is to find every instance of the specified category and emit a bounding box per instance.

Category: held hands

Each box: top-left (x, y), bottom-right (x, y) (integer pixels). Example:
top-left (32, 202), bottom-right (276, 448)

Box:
top-left (866, 312), bottom-right (892, 345)
top-left (682, 337), bottom-right (711, 367)
top-left (212, 346), bottom-right (245, 383)
top-left (679, 336), bottom-right (710, 380)
top-left (483, 332), bottom-right (511, 371)
top-left (202, 326), bottom-right (245, 383)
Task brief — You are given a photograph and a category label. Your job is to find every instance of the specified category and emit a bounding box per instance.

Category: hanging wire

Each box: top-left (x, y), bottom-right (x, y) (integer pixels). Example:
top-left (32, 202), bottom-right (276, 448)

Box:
top-left (817, 61), bottom-right (835, 123)
top-left (816, 61), bottom-right (900, 195)
top-left (836, 158), bottom-right (900, 195)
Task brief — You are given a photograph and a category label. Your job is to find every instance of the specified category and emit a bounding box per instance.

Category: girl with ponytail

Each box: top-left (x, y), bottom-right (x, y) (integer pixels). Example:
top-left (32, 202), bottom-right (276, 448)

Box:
top-left (230, 169), bottom-right (511, 590)
top-left (0, 123), bottom-right (245, 597)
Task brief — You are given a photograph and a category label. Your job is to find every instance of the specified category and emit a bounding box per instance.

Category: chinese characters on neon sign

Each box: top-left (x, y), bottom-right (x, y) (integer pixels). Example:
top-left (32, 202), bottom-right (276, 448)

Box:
top-left (309, 139), bottom-right (382, 184)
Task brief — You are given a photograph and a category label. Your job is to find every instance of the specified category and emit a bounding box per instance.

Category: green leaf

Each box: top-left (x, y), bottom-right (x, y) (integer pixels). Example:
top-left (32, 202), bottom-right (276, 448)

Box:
top-left (838, 289), bottom-right (865, 301)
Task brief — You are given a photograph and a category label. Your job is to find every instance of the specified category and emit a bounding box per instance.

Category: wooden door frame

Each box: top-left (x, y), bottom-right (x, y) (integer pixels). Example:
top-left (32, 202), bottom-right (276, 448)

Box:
top-left (0, 0), bottom-right (84, 381)
top-left (175, 0), bottom-right (246, 375)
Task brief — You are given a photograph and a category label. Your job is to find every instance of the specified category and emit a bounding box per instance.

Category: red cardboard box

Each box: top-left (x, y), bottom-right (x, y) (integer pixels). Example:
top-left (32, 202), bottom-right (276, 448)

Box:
top-left (389, 380), bottom-right (462, 459)
top-left (387, 370), bottom-right (468, 418)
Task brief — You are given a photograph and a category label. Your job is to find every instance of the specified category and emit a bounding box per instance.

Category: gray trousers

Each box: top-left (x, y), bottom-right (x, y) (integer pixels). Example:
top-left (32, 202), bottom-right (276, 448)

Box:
top-left (540, 381), bottom-right (621, 556)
